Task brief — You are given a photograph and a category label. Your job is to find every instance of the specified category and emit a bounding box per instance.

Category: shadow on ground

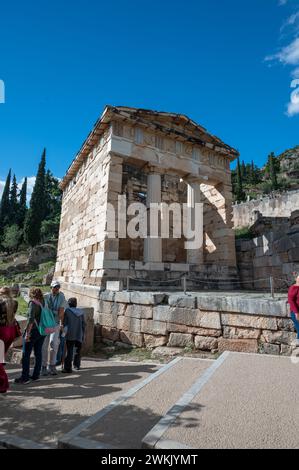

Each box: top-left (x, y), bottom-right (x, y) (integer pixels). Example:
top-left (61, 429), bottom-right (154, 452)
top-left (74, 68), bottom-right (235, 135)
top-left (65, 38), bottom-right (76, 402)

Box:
top-left (0, 362), bottom-right (159, 447)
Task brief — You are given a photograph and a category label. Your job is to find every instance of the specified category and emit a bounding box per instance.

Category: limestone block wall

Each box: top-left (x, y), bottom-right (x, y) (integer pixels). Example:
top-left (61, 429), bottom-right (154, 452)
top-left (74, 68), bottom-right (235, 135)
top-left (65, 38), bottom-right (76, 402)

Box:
top-left (201, 183), bottom-right (236, 267)
top-left (233, 190), bottom-right (299, 229)
top-left (236, 230), bottom-right (299, 290)
top-left (236, 211), bottom-right (299, 290)
top-left (55, 129), bottom-right (112, 285)
top-left (93, 290), bottom-right (295, 356)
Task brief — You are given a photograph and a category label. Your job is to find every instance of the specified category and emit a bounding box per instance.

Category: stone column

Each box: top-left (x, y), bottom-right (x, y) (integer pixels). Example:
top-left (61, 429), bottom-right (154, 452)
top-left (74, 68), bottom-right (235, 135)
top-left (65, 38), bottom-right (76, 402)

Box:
top-left (186, 181), bottom-right (204, 265)
top-left (144, 169), bottom-right (162, 263)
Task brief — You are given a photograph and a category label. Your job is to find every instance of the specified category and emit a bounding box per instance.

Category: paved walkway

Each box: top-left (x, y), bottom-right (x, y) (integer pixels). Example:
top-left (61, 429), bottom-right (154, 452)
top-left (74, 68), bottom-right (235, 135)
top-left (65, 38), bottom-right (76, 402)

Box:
top-left (154, 352), bottom-right (299, 449)
top-left (1, 352), bottom-right (299, 449)
top-left (1, 359), bottom-right (159, 448)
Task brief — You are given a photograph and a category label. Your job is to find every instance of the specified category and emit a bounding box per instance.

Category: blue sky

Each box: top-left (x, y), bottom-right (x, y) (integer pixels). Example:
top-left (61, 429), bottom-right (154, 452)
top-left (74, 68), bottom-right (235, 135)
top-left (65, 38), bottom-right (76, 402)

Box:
top-left (0, 0), bottom-right (298, 195)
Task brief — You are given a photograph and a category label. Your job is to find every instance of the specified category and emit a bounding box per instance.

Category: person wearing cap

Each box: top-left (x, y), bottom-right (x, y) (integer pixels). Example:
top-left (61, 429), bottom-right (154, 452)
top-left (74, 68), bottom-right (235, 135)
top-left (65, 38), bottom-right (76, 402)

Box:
top-left (41, 281), bottom-right (67, 376)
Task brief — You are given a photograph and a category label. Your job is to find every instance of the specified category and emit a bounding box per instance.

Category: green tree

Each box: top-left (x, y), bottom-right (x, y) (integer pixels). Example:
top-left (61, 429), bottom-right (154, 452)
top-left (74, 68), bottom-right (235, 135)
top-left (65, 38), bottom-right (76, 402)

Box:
top-left (2, 224), bottom-right (23, 253)
top-left (236, 157), bottom-right (246, 202)
top-left (9, 174), bottom-right (19, 224)
top-left (17, 177), bottom-right (27, 228)
top-left (41, 170), bottom-right (62, 242)
top-left (268, 152), bottom-right (279, 190)
top-left (0, 169), bottom-right (11, 232)
top-left (24, 149), bottom-right (47, 246)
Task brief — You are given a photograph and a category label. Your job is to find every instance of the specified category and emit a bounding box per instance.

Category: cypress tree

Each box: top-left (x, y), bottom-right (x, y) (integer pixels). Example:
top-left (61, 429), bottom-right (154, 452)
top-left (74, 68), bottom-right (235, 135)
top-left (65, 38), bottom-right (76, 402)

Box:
top-left (236, 157), bottom-right (245, 202)
top-left (251, 160), bottom-right (255, 184)
top-left (241, 160), bottom-right (246, 179)
top-left (24, 149), bottom-right (47, 246)
top-left (9, 174), bottom-right (19, 224)
top-left (0, 169), bottom-right (12, 232)
top-left (17, 177), bottom-right (27, 228)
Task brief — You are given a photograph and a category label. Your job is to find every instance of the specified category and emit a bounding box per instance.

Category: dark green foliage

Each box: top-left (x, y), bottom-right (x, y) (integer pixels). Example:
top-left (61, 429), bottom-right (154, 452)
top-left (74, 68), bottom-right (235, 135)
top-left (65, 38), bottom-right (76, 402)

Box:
top-left (235, 157), bottom-right (246, 202)
top-left (42, 170), bottom-right (62, 242)
top-left (24, 149), bottom-right (47, 247)
top-left (268, 152), bottom-right (279, 190)
top-left (0, 169), bottom-right (11, 232)
top-left (2, 224), bottom-right (23, 253)
top-left (16, 177), bottom-right (27, 228)
top-left (9, 174), bottom-right (19, 224)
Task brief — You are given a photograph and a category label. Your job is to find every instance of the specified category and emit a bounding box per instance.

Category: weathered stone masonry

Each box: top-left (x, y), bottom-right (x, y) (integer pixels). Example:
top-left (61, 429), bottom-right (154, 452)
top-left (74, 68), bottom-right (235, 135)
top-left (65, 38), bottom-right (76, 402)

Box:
top-left (93, 291), bottom-right (295, 356)
top-left (56, 106), bottom-right (239, 290)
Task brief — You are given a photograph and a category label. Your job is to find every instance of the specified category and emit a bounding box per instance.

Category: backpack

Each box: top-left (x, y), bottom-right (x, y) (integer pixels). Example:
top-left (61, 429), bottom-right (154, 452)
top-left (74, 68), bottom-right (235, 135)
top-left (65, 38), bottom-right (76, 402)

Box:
top-left (32, 300), bottom-right (57, 336)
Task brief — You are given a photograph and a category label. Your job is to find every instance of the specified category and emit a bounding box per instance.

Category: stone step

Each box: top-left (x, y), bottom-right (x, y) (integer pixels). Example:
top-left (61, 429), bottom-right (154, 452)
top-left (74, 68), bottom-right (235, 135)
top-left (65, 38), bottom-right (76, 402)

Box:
top-left (58, 357), bottom-right (213, 449)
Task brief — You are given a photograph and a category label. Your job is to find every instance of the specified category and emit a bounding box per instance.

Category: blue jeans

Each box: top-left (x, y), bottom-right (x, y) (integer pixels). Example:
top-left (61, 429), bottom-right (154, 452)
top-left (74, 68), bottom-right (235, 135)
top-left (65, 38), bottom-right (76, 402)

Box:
top-left (22, 327), bottom-right (45, 381)
top-left (291, 312), bottom-right (299, 339)
top-left (56, 333), bottom-right (65, 366)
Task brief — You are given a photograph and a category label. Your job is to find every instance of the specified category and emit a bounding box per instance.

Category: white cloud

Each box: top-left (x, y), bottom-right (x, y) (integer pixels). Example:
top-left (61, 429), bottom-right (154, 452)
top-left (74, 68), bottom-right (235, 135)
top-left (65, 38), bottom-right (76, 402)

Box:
top-left (266, 1), bottom-right (299, 117)
top-left (281, 11), bottom-right (299, 32)
top-left (0, 180), bottom-right (5, 198)
top-left (266, 37), bottom-right (299, 65)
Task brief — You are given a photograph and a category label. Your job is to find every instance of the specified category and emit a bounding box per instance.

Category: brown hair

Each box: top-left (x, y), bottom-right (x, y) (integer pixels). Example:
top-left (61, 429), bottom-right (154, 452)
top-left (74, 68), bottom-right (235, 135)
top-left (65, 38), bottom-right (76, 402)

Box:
top-left (29, 287), bottom-right (44, 304)
top-left (0, 286), bottom-right (15, 325)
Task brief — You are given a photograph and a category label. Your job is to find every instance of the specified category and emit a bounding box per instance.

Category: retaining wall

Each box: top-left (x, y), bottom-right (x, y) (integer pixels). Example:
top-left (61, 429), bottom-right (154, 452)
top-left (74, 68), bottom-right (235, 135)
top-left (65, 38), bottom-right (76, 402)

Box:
top-left (92, 290), bottom-right (295, 356)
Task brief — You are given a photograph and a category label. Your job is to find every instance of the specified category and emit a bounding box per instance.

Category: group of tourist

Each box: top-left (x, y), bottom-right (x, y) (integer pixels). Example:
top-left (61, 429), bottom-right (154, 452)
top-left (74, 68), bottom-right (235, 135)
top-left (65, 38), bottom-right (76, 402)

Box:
top-left (0, 281), bottom-right (86, 394)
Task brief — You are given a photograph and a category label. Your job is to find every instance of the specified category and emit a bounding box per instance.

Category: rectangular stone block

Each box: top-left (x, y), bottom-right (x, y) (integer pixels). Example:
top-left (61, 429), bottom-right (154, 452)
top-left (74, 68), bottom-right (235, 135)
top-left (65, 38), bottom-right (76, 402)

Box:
top-left (259, 343), bottom-right (280, 355)
top-left (223, 326), bottom-right (261, 340)
top-left (106, 280), bottom-right (123, 291)
top-left (261, 330), bottom-right (295, 345)
top-left (144, 335), bottom-right (168, 349)
top-left (99, 291), bottom-right (115, 302)
top-left (221, 313), bottom-right (277, 331)
top-left (218, 338), bottom-right (258, 353)
top-left (141, 319), bottom-right (168, 336)
top-left (125, 304), bottom-right (153, 319)
top-left (130, 292), bottom-right (165, 305)
top-left (168, 333), bottom-right (193, 348)
top-left (195, 336), bottom-right (218, 351)
top-left (97, 313), bottom-right (118, 328)
top-left (115, 291), bottom-right (131, 303)
top-left (154, 306), bottom-right (221, 329)
top-left (166, 323), bottom-right (222, 337)
top-left (120, 331), bottom-right (144, 347)
top-left (168, 295), bottom-right (197, 309)
top-left (117, 316), bottom-right (141, 333)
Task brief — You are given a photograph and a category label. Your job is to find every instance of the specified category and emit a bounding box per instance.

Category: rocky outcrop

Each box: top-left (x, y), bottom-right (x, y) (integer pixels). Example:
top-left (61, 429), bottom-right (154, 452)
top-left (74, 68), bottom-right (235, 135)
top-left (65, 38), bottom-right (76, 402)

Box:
top-left (28, 244), bottom-right (57, 265)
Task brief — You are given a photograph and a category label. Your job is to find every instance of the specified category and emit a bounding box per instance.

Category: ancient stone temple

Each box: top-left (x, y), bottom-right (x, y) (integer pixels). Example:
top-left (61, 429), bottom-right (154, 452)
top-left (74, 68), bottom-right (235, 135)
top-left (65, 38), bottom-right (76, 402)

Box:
top-left (55, 106), bottom-right (239, 297)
